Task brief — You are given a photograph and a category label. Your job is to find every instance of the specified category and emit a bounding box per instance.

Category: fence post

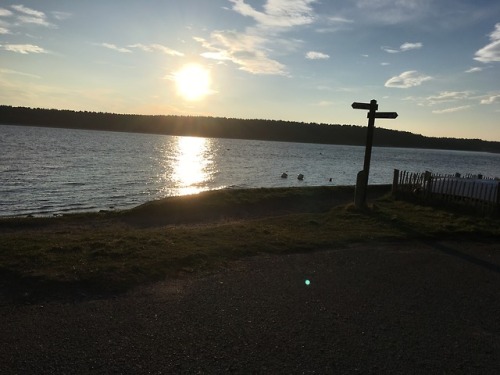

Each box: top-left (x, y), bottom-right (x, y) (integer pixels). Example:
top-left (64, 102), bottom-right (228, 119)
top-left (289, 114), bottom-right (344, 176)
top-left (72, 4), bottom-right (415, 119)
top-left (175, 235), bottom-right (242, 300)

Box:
top-left (496, 181), bottom-right (500, 215)
top-left (424, 171), bottom-right (432, 198)
top-left (392, 169), bottom-right (399, 195)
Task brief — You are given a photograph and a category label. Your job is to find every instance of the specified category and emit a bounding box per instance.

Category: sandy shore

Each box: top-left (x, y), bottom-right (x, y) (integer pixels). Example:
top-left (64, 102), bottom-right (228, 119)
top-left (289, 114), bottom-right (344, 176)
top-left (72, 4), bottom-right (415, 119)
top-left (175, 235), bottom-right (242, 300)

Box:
top-left (1, 239), bottom-right (499, 374)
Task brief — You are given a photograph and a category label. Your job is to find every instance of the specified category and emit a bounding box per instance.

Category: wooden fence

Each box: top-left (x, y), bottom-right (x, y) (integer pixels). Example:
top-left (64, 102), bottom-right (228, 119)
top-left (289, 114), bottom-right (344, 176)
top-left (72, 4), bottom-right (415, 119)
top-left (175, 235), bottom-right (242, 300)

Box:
top-left (392, 169), bottom-right (500, 215)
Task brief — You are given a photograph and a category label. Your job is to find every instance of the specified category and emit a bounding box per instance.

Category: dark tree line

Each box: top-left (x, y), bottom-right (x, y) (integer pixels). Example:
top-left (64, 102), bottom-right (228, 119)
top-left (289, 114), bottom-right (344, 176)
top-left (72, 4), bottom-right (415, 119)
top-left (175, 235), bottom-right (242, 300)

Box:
top-left (1, 105), bottom-right (499, 153)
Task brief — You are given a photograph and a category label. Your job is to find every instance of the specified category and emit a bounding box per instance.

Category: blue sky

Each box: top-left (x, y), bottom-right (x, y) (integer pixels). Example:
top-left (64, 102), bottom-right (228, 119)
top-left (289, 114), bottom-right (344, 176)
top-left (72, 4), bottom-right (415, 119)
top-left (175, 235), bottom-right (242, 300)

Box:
top-left (1, 1), bottom-right (499, 141)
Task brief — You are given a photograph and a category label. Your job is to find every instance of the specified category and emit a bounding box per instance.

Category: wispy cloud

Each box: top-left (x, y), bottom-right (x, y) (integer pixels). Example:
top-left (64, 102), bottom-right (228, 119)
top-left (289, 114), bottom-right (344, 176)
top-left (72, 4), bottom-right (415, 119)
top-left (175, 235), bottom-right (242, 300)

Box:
top-left (316, 15), bottom-right (354, 32)
top-left (465, 67), bottom-right (483, 73)
top-left (11, 5), bottom-right (44, 18)
top-left (314, 100), bottom-right (334, 106)
top-left (400, 42), bottom-right (423, 51)
top-left (11, 4), bottom-right (54, 27)
top-left (382, 42), bottom-right (422, 54)
top-left (432, 105), bottom-right (470, 114)
top-left (404, 90), bottom-right (497, 111)
top-left (327, 16), bottom-right (353, 24)
top-left (305, 51), bottom-right (329, 60)
top-left (426, 91), bottom-right (474, 104)
top-left (100, 43), bottom-right (132, 53)
top-left (0, 8), bottom-right (13, 17)
top-left (197, 31), bottom-right (287, 75)
top-left (481, 94), bottom-right (500, 105)
top-left (0, 68), bottom-right (41, 79)
top-left (16, 15), bottom-right (52, 27)
top-left (98, 42), bottom-right (184, 56)
top-left (359, 0), bottom-right (488, 30)
top-left (381, 47), bottom-right (399, 54)
top-left (128, 43), bottom-right (184, 56)
top-left (51, 11), bottom-right (72, 21)
top-left (0, 5), bottom-right (66, 35)
top-left (385, 71), bottom-right (432, 88)
top-left (199, 50), bottom-right (231, 61)
top-left (474, 23), bottom-right (500, 63)
top-left (405, 91), bottom-right (476, 108)
top-left (354, 0), bottom-right (432, 25)
top-left (229, 0), bottom-right (316, 29)
top-left (1, 43), bottom-right (48, 54)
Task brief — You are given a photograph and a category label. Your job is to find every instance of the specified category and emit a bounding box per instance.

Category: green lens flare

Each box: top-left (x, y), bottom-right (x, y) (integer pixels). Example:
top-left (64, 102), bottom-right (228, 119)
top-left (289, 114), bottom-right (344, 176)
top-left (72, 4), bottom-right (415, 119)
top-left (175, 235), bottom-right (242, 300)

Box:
top-left (305, 279), bottom-right (311, 286)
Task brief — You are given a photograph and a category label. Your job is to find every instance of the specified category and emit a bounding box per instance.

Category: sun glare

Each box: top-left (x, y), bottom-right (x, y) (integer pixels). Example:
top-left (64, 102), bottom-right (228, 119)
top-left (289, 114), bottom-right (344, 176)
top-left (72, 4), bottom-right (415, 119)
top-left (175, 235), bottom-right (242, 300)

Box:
top-left (172, 136), bottom-right (210, 195)
top-left (174, 63), bottom-right (212, 101)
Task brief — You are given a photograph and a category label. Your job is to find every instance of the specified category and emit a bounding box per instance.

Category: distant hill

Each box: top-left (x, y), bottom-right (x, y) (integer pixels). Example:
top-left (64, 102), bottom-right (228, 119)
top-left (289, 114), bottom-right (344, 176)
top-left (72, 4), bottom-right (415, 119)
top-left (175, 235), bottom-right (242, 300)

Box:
top-left (1, 105), bottom-right (499, 153)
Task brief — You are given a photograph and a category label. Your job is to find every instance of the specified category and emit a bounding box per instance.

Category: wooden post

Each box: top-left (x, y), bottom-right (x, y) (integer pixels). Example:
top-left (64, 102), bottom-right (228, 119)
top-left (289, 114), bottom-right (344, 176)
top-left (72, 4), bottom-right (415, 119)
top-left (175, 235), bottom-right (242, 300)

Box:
top-left (424, 171), bottom-right (432, 197)
top-left (487, 183), bottom-right (495, 204)
top-left (355, 100), bottom-right (378, 208)
top-left (362, 100), bottom-right (378, 181)
top-left (354, 170), bottom-right (367, 208)
top-left (351, 99), bottom-right (397, 208)
top-left (496, 182), bottom-right (500, 215)
top-left (392, 169), bottom-right (400, 195)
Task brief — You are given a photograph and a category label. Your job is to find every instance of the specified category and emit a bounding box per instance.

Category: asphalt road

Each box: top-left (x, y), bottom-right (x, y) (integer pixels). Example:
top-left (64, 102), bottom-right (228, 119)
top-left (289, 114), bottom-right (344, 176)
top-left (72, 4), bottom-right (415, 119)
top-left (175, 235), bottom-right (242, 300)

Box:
top-left (1, 240), bottom-right (499, 374)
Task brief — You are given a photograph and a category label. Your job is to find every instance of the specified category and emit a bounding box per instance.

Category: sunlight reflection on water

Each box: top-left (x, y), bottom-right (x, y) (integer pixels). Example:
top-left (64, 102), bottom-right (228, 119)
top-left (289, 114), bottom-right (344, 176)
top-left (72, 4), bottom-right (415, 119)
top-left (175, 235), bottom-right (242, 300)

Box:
top-left (161, 136), bottom-right (217, 196)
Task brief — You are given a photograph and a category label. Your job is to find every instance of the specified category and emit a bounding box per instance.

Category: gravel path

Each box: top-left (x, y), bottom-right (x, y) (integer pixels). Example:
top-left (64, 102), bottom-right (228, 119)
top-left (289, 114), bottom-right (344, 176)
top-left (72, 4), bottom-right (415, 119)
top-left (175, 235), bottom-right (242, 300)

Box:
top-left (1, 240), bottom-right (499, 374)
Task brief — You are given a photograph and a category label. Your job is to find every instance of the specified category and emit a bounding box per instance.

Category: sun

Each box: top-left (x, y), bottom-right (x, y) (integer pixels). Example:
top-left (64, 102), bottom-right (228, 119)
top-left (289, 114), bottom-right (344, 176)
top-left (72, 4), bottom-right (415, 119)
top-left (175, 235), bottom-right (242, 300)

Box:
top-left (173, 63), bottom-right (212, 101)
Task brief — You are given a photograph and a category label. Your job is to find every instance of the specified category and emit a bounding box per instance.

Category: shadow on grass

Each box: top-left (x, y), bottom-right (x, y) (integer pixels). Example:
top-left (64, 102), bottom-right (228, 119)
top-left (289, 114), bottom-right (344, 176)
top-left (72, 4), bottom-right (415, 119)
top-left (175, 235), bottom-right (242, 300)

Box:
top-left (426, 241), bottom-right (500, 274)
top-left (0, 267), bottom-right (127, 304)
top-left (364, 202), bottom-right (500, 275)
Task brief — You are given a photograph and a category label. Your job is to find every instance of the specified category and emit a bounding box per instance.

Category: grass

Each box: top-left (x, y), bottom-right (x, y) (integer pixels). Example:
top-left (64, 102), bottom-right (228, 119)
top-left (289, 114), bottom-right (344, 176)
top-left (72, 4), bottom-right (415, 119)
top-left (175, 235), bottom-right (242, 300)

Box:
top-left (1, 186), bottom-right (498, 300)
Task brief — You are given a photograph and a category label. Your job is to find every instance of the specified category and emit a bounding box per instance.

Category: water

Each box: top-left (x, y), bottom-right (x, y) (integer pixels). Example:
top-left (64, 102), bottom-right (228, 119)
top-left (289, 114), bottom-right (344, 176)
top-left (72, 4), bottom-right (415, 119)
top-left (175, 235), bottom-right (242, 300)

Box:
top-left (1, 125), bottom-right (499, 217)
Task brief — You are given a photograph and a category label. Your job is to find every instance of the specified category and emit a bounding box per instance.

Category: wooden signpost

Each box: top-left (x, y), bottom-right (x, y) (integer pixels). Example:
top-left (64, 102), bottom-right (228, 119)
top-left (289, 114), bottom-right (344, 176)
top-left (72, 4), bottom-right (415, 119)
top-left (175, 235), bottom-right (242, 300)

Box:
top-left (352, 99), bottom-right (398, 208)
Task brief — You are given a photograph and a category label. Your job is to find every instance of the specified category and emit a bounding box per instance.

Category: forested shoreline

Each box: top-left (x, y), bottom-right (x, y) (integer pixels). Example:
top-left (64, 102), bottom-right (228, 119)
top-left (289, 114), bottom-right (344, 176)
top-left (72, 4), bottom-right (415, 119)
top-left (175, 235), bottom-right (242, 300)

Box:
top-left (1, 105), bottom-right (499, 153)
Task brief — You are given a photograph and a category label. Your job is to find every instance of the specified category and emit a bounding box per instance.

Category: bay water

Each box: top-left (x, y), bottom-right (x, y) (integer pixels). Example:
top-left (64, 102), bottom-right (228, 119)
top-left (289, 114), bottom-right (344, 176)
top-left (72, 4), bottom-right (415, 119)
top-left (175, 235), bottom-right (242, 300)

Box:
top-left (1, 125), bottom-right (499, 217)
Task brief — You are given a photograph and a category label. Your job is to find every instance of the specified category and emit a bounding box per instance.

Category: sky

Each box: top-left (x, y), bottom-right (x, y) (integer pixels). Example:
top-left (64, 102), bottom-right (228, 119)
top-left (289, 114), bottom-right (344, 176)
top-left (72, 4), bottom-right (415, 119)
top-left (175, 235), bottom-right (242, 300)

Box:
top-left (1, 0), bottom-right (500, 142)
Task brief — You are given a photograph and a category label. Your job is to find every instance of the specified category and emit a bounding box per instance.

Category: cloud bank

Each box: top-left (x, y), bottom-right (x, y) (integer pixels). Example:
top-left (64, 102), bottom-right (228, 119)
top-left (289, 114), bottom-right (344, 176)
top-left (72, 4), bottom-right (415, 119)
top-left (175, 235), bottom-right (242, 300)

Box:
top-left (197, 0), bottom-right (319, 75)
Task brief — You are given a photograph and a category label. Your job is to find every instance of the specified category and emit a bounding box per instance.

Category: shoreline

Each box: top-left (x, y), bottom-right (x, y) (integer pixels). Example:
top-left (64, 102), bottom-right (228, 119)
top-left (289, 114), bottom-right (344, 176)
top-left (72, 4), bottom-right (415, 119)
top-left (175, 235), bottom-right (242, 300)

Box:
top-left (2, 108), bottom-right (500, 151)
top-left (0, 184), bottom-right (390, 221)
top-left (1, 185), bottom-right (499, 303)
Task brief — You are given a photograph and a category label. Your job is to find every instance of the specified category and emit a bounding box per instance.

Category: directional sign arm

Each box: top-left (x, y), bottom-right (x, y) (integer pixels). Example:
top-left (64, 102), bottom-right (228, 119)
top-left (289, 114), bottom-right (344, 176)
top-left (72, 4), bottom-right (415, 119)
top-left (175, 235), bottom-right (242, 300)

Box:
top-left (352, 102), bottom-right (371, 110)
top-left (368, 112), bottom-right (398, 119)
top-left (352, 102), bottom-right (378, 110)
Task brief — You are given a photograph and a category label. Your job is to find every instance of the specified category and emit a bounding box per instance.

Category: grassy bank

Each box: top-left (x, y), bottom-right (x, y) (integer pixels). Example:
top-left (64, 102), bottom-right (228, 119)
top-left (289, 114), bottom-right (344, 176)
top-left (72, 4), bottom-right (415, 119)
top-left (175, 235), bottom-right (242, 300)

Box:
top-left (1, 186), bottom-right (499, 301)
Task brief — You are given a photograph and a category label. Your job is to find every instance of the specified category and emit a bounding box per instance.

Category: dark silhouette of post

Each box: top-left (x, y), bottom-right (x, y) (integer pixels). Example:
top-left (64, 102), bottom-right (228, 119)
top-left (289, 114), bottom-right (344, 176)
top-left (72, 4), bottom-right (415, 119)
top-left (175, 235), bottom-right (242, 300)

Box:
top-left (363, 99), bottom-right (378, 183)
top-left (352, 99), bottom-right (397, 208)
